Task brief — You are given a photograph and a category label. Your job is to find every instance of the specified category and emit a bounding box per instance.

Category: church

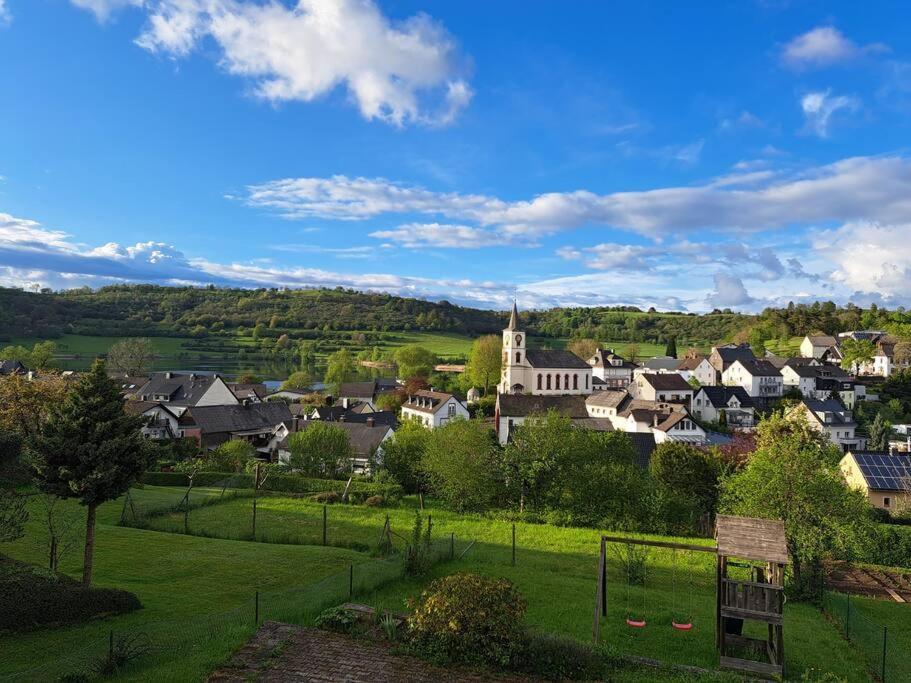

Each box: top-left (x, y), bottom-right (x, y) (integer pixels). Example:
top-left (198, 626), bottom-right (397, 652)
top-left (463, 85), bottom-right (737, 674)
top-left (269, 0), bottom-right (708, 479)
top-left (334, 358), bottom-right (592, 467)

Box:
top-left (497, 303), bottom-right (593, 396)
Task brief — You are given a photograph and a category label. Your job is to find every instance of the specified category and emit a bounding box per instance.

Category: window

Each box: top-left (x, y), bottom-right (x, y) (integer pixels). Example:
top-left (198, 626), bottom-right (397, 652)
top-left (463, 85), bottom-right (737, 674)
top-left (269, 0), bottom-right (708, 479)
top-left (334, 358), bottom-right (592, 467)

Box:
top-left (555, 374), bottom-right (561, 390)
top-left (586, 375), bottom-right (589, 390)
top-left (884, 497), bottom-right (892, 508)
top-left (516, 351), bottom-right (521, 363)
top-left (573, 374), bottom-right (578, 390)
top-left (448, 403), bottom-right (456, 416)
top-left (564, 374), bottom-right (570, 389)
top-left (537, 374), bottom-right (542, 390)
top-left (546, 374), bottom-right (552, 390)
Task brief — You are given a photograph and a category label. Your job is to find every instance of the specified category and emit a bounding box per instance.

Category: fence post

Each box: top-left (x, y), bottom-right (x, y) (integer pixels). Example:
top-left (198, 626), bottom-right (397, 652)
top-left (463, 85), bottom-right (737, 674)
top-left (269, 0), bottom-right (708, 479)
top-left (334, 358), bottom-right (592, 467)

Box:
top-left (109, 629), bottom-right (114, 660)
top-left (322, 505), bottom-right (327, 546)
top-left (450, 532), bottom-right (455, 560)
top-left (255, 590), bottom-right (260, 626)
top-left (882, 626), bottom-right (888, 683)
top-left (512, 523), bottom-right (516, 567)
top-left (349, 564), bottom-right (354, 600)
top-left (846, 593), bottom-right (851, 640)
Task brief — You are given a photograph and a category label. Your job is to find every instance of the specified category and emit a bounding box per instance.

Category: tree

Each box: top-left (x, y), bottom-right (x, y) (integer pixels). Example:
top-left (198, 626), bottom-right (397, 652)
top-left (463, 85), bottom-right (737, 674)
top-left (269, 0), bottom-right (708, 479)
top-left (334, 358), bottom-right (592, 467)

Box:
top-left (719, 414), bottom-right (872, 600)
top-left (467, 335), bottom-right (502, 395)
top-left (0, 488), bottom-right (27, 543)
top-left (394, 345), bottom-right (438, 379)
top-left (650, 442), bottom-right (719, 527)
top-left (236, 372), bottom-right (263, 384)
top-left (626, 343), bottom-right (640, 364)
top-left (502, 411), bottom-right (574, 512)
top-left (324, 348), bottom-right (355, 391)
top-left (287, 422), bottom-right (352, 478)
top-left (840, 338), bottom-right (876, 372)
top-left (422, 419), bottom-right (498, 512)
top-left (207, 440), bottom-right (255, 472)
top-left (868, 411), bottom-right (891, 452)
top-left (0, 341), bottom-right (57, 370)
top-left (380, 420), bottom-right (429, 493)
top-left (281, 371), bottom-right (312, 391)
top-left (894, 340), bottom-right (911, 369)
top-left (29, 360), bottom-right (153, 586)
top-left (0, 373), bottom-right (68, 440)
top-left (567, 338), bottom-right (599, 362)
top-left (664, 336), bottom-right (678, 359)
top-left (376, 388), bottom-right (407, 413)
top-left (106, 337), bottom-right (155, 376)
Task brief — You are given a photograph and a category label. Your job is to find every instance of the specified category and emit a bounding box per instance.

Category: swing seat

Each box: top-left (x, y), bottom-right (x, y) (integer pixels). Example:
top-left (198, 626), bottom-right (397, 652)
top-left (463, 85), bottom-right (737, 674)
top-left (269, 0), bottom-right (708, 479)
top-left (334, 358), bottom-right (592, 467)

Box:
top-left (626, 618), bottom-right (647, 628)
top-left (672, 621), bottom-right (693, 631)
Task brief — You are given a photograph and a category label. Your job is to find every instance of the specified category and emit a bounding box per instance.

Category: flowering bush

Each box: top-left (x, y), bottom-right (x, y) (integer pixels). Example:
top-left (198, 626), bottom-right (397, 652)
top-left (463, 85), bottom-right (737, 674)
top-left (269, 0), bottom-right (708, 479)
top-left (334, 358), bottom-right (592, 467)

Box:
top-left (407, 572), bottom-right (526, 667)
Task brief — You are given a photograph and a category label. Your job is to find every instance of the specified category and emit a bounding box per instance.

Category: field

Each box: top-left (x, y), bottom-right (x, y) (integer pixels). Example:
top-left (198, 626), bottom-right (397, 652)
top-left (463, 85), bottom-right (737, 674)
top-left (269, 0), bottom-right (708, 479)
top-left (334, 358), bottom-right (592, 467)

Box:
top-left (120, 490), bottom-right (873, 680)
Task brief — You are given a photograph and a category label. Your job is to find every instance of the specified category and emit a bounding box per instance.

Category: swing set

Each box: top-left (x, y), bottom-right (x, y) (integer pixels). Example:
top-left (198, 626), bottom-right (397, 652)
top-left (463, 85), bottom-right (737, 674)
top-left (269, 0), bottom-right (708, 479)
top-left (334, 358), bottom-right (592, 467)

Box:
top-left (592, 516), bottom-right (789, 678)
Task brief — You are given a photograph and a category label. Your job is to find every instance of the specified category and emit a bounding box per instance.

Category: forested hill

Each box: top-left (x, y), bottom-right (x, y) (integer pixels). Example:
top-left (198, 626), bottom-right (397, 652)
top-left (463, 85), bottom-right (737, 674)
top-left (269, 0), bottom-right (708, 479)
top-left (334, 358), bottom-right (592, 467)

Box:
top-left (3, 285), bottom-right (911, 348)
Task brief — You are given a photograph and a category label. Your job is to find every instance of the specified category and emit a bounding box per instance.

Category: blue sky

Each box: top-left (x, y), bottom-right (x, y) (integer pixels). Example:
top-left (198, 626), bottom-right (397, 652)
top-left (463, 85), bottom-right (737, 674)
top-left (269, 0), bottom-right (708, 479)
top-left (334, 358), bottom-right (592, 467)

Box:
top-left (2, 1), bottom-right (911, 312)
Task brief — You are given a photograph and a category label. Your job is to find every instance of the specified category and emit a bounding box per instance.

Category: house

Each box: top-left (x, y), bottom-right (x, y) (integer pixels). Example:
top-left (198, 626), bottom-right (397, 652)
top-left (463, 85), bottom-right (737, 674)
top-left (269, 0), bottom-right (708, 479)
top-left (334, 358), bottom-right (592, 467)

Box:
top-left (226, 382), bottom-right (268, 403)
top-left (266, 388), bottom-right (313, 402)
top-left (0, 360), bottom-right (28, 376)
top-left (108, 373), bottom-right (150, 399)
top-left (676, 354), bottom-right (716, 386)
top-left (136, 372), bottom-right (238, 411)
top-left (276, 418), bottom-right (394, 475)
top-left (587, 348), bottom-right (636, 389)
top-left (788, 398), bottom-right (863, 452)
top-left (401, 390), bottom-right (469, 428)
top-left (336, 379), bottom-right (398, 409)
top-left (692, 386), bottom-right (755, 428)
top-left (837, 331), bottom-right (899, 377)
top-left (494, 393), bottom-right (611, 445)
top-left (308, 405), bottom-right (398, 430)
top-left (125, 400), bottom-right (182, 440)
top-left (584, 390), bottom-right (631, 420)
top-left (498, 303), bottom-right (593, 395)
top-left (800, 334), bottom-right (839, 359)
top-left (628, 373), bottom-right (693, 407)
top-left (840, 451), bottom-right (911, 512)
top-left (634, 357), bottom-right (683, 375)
top-left (722, 359), bottom-right (782, 399)
top-left (612, 400), bottom-right (707, 444)
top-left (178, 401), bottom-right (293, 451)
top-left (708, 343), bottom-right (756, 384)
top-left (779, 364), bottom-right (819, 397)
top-left (780, 362), bottom-right (866, 406)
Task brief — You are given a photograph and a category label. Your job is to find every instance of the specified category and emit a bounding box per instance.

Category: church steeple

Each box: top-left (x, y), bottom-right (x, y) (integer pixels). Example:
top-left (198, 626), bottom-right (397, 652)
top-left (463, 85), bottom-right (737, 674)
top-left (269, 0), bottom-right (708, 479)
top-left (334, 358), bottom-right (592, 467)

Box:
top-left (506, 300), bottom-right (519, 330)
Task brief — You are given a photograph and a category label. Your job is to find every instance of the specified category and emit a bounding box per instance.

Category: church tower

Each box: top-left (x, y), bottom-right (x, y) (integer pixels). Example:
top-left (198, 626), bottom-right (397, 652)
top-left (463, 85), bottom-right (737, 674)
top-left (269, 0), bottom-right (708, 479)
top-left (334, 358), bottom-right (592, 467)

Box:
top-left (499, 301), bottom-right (526, 394)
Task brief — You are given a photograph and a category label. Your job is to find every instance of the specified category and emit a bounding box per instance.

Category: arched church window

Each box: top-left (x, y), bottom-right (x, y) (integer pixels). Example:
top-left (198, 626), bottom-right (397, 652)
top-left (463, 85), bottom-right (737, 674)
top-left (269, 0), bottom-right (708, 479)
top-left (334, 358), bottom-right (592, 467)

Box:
top-left (515, 351), bottom-right (521, 363)
top-left (537, 374), bottom-right (542, 390)
top-left (564, 373), bottom-right (569, 389)
top-left (546, 374), bottom-right (552, 390)
top-left (573, 374), bottom-right (578, 390)
top-left (585, 374), bottom-right (589, 390)
top-left (555, 374), bottom-right (560, 390)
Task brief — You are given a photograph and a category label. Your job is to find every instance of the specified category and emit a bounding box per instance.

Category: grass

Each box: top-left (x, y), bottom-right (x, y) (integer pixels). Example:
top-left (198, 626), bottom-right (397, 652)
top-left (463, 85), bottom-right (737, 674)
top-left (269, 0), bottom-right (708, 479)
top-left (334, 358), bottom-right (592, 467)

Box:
top-left (825, 593), bottom-right (910, 680)
top-left (128, 492), bottom-right (871, 680)
top-left (763, 336), bottom-right (804, 357)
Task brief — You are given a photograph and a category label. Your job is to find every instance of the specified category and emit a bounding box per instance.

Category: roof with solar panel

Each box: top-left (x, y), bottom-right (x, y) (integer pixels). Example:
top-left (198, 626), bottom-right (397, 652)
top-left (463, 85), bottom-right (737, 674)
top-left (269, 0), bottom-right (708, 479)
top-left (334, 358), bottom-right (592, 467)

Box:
top-left (849, 452), bottom-right (911, 492)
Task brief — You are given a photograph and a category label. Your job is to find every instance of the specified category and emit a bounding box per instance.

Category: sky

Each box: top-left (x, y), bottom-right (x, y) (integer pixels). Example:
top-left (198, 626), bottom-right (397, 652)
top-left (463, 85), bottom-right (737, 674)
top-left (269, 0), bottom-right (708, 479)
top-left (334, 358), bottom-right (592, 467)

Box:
top-left (2, 1), bottom-right (911, 313)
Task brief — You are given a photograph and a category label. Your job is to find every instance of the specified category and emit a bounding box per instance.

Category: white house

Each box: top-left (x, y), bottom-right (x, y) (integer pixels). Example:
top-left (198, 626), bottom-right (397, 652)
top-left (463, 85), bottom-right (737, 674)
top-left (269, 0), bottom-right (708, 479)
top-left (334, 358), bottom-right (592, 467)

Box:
top-left (779, 364), bottom-right (818, 397)
top-left (126, 401), bottom-right (182, 439)
top-left (498, 303), bottom-right (593, 395)
top-left (628, 373), bottom-right (693, 406)
top-left (587, 348), bottom-right (636, 389)
top-left (136, 372), bottom-right (238, 409)
top-left (276, 419), bottom-right (393, 475)
top-left (584, 390), bottom-right (631, 420)
top-left (676, 355), bottom-right (716, 386)
top-left (494, 394), bottom-right (593, 445)
top-left (691, 386), bottom-right (755, 428)
top-left (722, 359), bottom-right (783, 399)
top-left (611, 400), bottom-right (707, 444)
top-left (788, 398), bottom-right (864, 453)
top-left (800, 334), bottom-right (839, 359)
top-left (401, 390), bottom-right (469, 428)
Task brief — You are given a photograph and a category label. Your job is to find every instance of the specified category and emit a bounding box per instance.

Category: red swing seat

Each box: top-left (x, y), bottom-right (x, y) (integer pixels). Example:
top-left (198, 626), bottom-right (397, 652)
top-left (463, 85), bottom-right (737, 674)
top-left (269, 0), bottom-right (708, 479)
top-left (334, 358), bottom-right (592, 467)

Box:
top-left (672, 621), bottom-right (693, 631)
top-left (626, 618), bottom-right (647, 628)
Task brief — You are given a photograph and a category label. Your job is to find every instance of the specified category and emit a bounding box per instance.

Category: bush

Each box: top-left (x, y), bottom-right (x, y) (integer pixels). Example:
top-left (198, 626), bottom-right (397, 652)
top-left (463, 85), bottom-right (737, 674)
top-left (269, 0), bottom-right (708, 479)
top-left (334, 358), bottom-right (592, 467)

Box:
top-left (312, 491), bottom-right (340, 504)
top-left (407, 573), bottom-right (526, 667)
top-left (513, 630), bottom-right (616, 681)
top-left (866, 524), bottom-right (911, 567)
top-left (315, 605), bottom-right (358, 633)
top-left (364, 495), bottom-right (384, 507)
top-left (0, 554), bottom-right (140, 632)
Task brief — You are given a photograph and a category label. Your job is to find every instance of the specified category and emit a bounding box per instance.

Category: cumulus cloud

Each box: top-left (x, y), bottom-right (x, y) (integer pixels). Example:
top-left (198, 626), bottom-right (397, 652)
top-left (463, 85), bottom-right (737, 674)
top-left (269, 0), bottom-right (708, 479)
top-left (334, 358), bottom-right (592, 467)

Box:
top-left (782, 26), bottom-right (888, 69)
top-left (68, 0), bottom-right (471, 126)
top-left (814, 222), bottom-right (911, 300)
top-left (800, 90), bottom-right (860, 137)
top-left (0, 0), bottom-right (10, 24)
top-left (244, 155), bottom-right (911, 239)
top-left (706, 273), bottom-right (754, 308)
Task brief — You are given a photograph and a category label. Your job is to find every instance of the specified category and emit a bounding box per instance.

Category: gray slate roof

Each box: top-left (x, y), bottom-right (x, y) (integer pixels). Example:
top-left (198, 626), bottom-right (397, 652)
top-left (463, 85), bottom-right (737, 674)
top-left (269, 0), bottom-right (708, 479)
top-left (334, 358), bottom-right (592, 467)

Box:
top-left (497, 394), bottom-right (588, 418)
top-left (0, 360), bottom-right (28, 375)
top-left (183, 402), bottom-right (292, 434)
top-left (524, 349), bottom-right (590, 370)
top-left (137, 372), bottom-right (223, 406)
top-left (287, 420), bottom-right (392, 457)
top-left (697, 386), bottom-right (755, 409)
top-left (640, 373), bottom-right (692, 391)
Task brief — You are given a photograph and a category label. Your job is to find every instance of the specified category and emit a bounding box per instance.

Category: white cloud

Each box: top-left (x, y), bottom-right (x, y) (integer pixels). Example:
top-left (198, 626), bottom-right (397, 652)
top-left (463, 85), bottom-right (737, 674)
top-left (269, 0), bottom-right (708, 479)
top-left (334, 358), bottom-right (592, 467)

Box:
top-left (71, 0), bottom-right (144, 22)
top-left (244, 155), bottom-right (911, 238)
top-left (706, 273), bottom-right (754, 308)
top-left (814, 222), bottom-right (911, 300)
top-left (782, 26), bottom-right (888, 69)
top-left (800, 90), bottom-right (860, 137)
top-left (107, 0), bottom-right (472, 126)
top-left (369, 223), bottom-right (523, 249)
top-left (0, 0), bottom-right (10, 25)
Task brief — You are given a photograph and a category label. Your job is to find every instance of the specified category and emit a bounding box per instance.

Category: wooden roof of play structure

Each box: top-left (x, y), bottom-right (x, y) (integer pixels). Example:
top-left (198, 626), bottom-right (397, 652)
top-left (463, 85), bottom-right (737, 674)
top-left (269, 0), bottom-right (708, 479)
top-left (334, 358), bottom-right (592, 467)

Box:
top-left (715, 515), bottom-right (789, 565)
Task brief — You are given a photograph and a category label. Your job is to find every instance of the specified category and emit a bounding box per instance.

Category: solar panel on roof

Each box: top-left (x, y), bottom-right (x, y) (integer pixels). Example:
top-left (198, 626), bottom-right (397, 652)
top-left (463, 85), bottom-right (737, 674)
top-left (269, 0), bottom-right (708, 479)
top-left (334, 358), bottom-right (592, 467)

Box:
top-left (854, 453), bottom-right (911, 490)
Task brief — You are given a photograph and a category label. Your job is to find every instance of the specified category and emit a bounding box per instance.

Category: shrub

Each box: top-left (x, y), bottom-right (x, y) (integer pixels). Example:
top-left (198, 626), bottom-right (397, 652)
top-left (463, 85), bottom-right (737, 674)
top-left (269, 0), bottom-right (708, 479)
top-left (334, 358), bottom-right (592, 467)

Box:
top-left (866, 524), bottom-right (911, 567)
top-left (407, 573), bottom-right (526, 667)
top-left (513, 630), bottom-right (616, 681)
top-left (364, 495), bottom-right (384, 507)
top-left (315, 605), bottom-right (357, 634)
top-left (404, 510), bottom-right (432, 577)
top-left (0, 554), bottom-right (140, 632)
top-left (312, 491), bottom-right (341, 504)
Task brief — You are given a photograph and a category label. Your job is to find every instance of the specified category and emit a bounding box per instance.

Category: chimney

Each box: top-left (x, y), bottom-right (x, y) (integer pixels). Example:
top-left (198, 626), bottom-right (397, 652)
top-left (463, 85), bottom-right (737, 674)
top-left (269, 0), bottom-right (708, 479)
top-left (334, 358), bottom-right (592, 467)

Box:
top-left (165, 371), bottom-right (173, 379)
top-left (242, 399), bottom-right (250, 408)
top-left (366, 416), bottom-right (375, 427)
top-left (292, 415), bottom-right (300, 431)
top-left (653, 414), bottom-right (659, 427)
top-left (190, 373), bottom-right (197, 380)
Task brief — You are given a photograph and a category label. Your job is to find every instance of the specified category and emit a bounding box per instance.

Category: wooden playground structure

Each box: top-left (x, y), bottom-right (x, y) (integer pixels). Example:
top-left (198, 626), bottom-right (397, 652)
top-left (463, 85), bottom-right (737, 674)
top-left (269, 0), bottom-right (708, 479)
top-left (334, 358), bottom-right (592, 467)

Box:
top-left (593, 515), bottom-right (789, 678)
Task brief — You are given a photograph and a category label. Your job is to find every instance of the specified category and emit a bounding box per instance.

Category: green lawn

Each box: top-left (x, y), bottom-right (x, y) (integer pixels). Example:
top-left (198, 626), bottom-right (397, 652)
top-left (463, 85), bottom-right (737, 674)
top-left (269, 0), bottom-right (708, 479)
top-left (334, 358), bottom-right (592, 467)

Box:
top-left (826, 593), bottom-right (910, 681)
top-left (128, 492), bottom-right (871, 680)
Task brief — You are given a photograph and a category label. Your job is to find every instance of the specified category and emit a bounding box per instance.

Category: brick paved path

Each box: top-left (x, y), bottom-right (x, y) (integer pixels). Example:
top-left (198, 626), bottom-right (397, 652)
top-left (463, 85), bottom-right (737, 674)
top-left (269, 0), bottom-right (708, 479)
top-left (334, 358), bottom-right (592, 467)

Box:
top-left (209, 621), bottom-right (536, 682)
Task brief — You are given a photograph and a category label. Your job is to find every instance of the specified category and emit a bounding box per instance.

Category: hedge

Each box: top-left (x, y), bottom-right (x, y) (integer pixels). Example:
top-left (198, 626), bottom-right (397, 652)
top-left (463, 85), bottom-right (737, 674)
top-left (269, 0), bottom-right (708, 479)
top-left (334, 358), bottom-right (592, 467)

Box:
top-left (0, 555), bottom-right (141, 633)
top-left (140, 471), bottom-right (403, 503)
top-left (866, 523), bottom-right (911, 567)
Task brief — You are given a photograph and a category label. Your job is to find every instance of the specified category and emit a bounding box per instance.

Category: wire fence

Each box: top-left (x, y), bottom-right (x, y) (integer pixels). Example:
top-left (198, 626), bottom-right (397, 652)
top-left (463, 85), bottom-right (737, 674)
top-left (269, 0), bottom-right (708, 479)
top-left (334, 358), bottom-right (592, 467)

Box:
top-left (822, 591), bottom-right (901, 683)
top-left (1, 536), bottom-right (464, 682)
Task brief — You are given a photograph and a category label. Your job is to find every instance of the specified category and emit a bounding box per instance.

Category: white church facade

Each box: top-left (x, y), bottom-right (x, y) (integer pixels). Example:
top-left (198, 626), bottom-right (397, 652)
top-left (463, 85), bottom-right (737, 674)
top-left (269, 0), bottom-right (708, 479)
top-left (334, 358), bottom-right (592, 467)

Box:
top-left (497, 303), bottom-right (593, 396)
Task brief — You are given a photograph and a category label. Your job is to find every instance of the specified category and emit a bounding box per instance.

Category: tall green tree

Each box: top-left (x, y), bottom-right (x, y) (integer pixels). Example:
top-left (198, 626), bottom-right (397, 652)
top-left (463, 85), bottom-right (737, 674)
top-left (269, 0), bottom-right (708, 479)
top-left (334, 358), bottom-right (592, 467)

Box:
top-left (567, 338), bottom-right (599, 362)
top-left (394, 345), bottom-right (438, 379)
top-left (287, 422), bottom-right (352, 478)
top-left (380, 419), bottom-right (429, 493)
top-left (106, 337), bottom-right (155, 376)
top-left (719, 413), bottom-right (871, 600)
top-left (466, 335), bottom-right (502, 395)
top-left (324, 348), bottom-right (355, 391)
top-left (840, 338), bottom-right (876, 372)
top-left (29, 360), bottom-right (152, 586)
top-left (422, 419), bottom-right (498, 512)
top-left (664, 336), bottom-right (678, 359)
top-left (650, 442), bottom-right (719, 527)
top-left (868, 412), bottom-right (891, 452)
